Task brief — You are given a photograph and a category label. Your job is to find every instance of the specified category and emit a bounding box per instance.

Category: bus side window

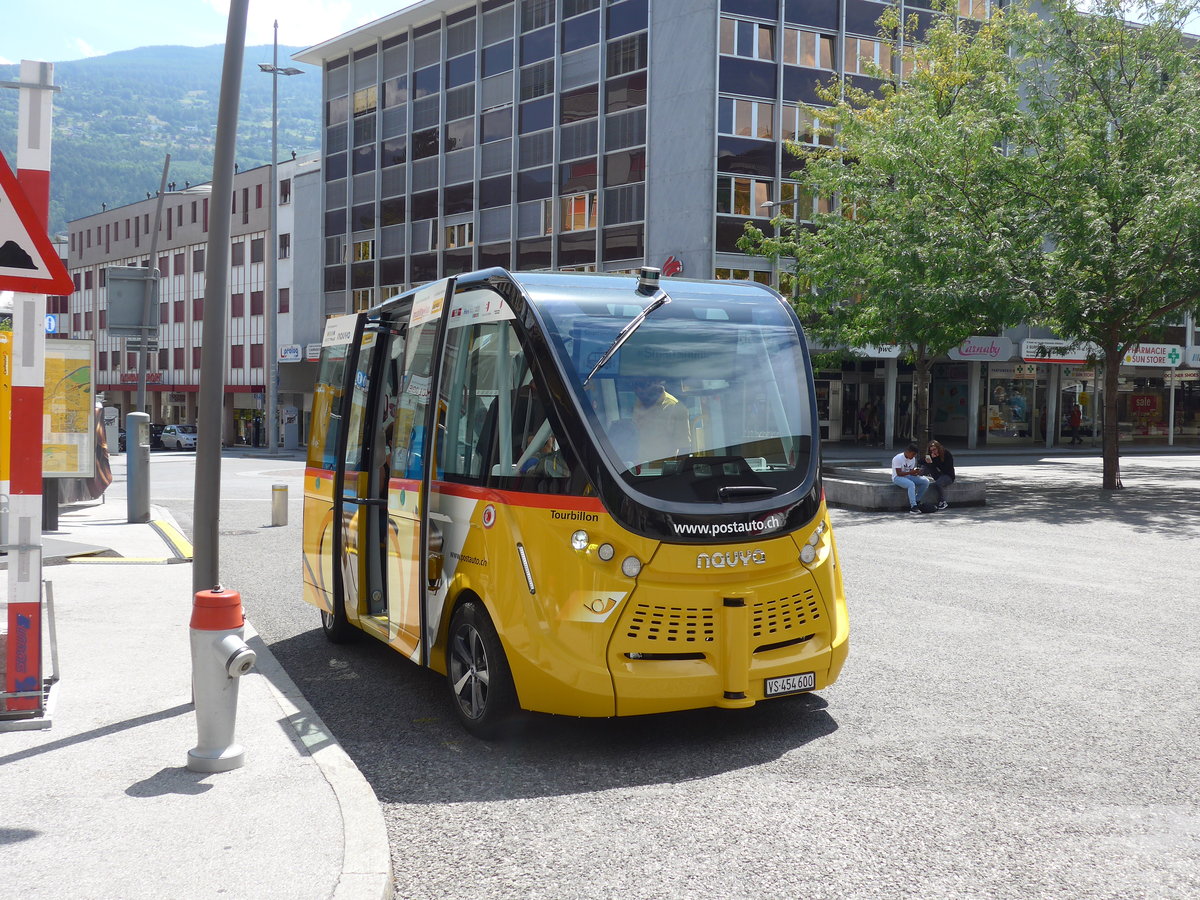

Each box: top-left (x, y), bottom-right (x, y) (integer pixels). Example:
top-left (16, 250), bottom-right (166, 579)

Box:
top-left (438, 318), bottom-right (517, 485)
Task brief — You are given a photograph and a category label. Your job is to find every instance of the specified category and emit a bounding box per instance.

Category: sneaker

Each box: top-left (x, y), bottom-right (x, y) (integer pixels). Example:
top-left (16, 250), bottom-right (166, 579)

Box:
top-left (909, 505), bottom-right (923, 514)
top-left (936, 501), bottom-right (948, 510)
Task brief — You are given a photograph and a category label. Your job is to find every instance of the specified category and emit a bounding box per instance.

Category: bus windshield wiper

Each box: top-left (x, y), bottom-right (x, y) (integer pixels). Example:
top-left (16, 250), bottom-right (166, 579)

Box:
top-left (583, 291), bottom-right (671, 386)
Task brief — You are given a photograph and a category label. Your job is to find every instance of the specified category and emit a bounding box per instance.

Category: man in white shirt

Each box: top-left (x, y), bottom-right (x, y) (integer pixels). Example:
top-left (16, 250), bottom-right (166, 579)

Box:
top-left (891, 443), bottom-right (930, 513)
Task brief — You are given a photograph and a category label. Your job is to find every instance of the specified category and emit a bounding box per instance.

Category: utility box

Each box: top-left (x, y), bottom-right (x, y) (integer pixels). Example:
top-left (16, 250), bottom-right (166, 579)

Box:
top-left (282, 406), bottom-right (300, 450)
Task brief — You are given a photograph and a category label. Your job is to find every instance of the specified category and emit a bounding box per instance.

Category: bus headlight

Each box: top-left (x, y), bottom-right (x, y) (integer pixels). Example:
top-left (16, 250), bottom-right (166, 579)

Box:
top-left (621, 556), bottom-right (642, 578)
top-left (597, 542), bottom-right (615, 561)
top-left (571, 530), bottom-right (589, 551)
top-left (800, 544), bottom-right (817, 564)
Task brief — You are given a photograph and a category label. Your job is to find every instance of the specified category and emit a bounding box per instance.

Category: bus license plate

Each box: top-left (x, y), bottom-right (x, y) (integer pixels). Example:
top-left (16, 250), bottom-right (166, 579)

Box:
top-left (765, 671), bottom-right (815, 697)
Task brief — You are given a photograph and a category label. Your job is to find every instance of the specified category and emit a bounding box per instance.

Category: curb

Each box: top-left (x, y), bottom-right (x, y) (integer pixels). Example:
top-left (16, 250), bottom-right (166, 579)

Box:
top-left (146, 505), bottom-right (392, 900)
top-left (246, 622), bottom-right (394, 900)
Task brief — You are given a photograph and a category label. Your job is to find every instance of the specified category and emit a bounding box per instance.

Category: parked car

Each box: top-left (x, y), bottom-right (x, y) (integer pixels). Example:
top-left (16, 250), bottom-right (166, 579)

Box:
top-left (118, 424), bottom-right (164, 450)
top-left (160, 424), bottom-right (197, 450)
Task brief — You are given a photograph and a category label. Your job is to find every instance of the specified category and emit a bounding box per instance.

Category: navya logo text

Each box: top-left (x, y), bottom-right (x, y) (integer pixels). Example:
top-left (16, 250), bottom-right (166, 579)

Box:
top-left (696, 549), bottom-right (767, 569)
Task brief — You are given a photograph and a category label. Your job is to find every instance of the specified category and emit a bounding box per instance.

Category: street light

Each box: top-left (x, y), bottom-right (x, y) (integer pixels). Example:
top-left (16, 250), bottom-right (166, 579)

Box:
top-left (259, 22), bottom-right (304, 453)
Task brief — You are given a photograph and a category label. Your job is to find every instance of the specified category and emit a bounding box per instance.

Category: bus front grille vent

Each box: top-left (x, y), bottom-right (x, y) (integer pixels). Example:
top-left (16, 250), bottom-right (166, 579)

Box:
top-left (625, 603), bottom-right (717, 644)
top-left (751, 590), bottom-right (820, 639)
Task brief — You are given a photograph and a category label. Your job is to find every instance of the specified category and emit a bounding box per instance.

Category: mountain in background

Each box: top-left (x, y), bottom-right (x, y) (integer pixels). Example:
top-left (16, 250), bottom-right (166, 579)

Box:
top-left (0, 44), bottom-right (323, 236)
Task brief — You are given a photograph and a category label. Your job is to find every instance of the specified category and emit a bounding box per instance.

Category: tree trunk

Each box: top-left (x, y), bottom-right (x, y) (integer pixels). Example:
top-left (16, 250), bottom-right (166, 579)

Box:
top-left (1101, 342), bottom-right (1123, 490)
top-left (915, 353), bottom-right (932, 450)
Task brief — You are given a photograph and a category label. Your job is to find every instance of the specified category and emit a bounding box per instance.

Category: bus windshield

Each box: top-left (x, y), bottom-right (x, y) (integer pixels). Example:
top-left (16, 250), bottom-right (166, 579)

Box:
top-left (530, 281), bottom-right (815, 504)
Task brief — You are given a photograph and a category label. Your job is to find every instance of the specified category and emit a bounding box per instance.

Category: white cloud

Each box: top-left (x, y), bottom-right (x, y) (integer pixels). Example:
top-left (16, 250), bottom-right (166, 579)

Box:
top-left (74, 38), bottom-right (102, 58)
top-left (0, 55), bottom-right (14, 65)
top-left (203, 0), bottom-right (417, 49)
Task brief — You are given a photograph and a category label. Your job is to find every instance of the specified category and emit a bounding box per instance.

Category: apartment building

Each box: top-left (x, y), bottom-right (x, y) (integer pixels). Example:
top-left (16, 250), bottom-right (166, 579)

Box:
top-left (65, 154), bottom-right (322, 446)
top-left (294, 0), bottom-right (1198, 447)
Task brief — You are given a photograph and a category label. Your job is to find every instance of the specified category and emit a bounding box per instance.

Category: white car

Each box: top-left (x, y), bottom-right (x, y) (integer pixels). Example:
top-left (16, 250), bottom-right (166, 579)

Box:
top-left (160, 424), bottom-right (197, 450)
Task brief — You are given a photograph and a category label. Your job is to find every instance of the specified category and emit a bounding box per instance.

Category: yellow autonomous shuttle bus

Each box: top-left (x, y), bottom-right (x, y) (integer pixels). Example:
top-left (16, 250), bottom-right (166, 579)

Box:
top-left (302, 267), bottom-right (848, 736)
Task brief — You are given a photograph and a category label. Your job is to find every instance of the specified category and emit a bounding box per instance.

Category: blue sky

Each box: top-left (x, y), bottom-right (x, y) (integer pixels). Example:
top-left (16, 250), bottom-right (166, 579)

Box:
top-left (0, 0), bottom-right (420, 64)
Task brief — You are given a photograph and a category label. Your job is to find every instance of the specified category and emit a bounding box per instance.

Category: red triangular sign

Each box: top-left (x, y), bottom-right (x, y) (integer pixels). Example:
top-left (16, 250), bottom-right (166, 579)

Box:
top-left (0, 152), bottom-right (73, 295)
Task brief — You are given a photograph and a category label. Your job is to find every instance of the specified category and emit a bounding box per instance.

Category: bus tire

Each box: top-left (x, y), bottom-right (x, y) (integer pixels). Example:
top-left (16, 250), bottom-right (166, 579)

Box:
top-left (447, 600), bottom-right (517, 739)
top-left (320, 597), bottom-right (355, 644)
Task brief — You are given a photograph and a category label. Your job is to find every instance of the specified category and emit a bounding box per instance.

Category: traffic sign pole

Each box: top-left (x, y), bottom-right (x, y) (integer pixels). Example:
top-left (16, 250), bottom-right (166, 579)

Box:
top-left (4, 60), bottom-right (62, 716)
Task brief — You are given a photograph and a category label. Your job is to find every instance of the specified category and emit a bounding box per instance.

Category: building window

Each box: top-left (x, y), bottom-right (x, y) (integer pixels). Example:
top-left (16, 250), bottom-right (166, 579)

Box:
top-left (193, 248), bottom-right (206, 271)
top-left (231, 241), bottom-right (245, 267)
top-left (174, 252), bottom-right (186, 275)
top-left (231, 292), bottom-right (245, 317)
top-left (279, 233), bottom-right (291, 259)
top-left (443, 222), bottom-right (474, 249)
top-left (716, 175), bottom-right (772, 216)
top-left (251, 237), bottom-right (264, 264)
top-left (98, 351), bottom-right (108, 370)
top-left (193, 347), bottom-right (202, 368)
top-left (231, 344), bottom-right (245, 368)
top-left (255, 184), bottom-right (263, 209)
top-left (718, 96), bottom-right (774, 140)
top-left (174, 299), bottom-right (184, 320)
top-left (522, 0), bottom-right (555, 32)
top-left (845, 37), bottom-right (892, 76)
top-left (783, 28), bottom-right (836, 70)
top-left (251, 290), bottom-right (264, 315)
top-left (278, 288), bottom-right (290, 313)
top-left (960, 0), bottom-right (989, 18)
top-left (251, 343), bottom-right (264, 368)
top-left (353, 239), bottom-right (375, 262)
top-left (352, 288), bottom-right (375, 312)
top-left (607, 33), bottom-right (647, 76)
top-left (354, 85), bottom-right (378, 116)
top-left (560, 191), bottom-right (598, 231)
top-left (194, 297), bottom-right (204, 320)
top-left (783, 104), bottom-right (834, 146)
top-left (174, 347), bottom-right (185, 370)
top-left (714, 268), bottom-right (772, 285)
top-left (719, 18), bottom-right (776, 62)
top-left (84, 270), bottom-right (94, 289)
top-left (279, 178), bottom-right (292, 204)
top-left (779, 181), bottom-right (833, 221)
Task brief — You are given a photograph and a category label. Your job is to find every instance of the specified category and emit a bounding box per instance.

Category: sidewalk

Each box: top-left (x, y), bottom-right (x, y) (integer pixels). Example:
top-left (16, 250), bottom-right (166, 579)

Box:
top-left (820, 438), bottom-right (1200, 466)
top-left (0, 499), bottom-right (391, 900)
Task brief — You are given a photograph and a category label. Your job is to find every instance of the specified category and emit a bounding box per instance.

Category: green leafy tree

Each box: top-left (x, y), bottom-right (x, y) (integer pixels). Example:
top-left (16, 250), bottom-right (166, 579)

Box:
top-left (742, 2), bottom-right (1038, 448)
top-left (1014, 0), bottom-right (1200, 488)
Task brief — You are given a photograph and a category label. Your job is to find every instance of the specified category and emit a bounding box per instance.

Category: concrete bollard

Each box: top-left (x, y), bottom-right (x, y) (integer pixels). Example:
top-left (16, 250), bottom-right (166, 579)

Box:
top-left (187, 585), bottom-right (256, 773)
top-left (271, 484), bottom-right (287, 527)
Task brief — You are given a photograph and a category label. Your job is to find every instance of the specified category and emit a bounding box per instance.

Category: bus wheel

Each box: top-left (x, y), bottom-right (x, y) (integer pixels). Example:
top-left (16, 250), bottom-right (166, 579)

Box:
top-left (447, 600), bottom-right (517, 739)
top-left (320, 598), bottom-right (355, 644)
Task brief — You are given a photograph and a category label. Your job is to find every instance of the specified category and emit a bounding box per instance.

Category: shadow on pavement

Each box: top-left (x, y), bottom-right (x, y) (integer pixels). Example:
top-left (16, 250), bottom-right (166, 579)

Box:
top-left (267, 629), bottom-right (838, 805)
top-left (832, 460), bottom-right (1198, 538)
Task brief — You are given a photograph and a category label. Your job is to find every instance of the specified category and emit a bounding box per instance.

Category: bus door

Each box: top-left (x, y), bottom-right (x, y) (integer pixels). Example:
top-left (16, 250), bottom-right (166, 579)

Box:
top-left (365, 279), bottom-right (455, 662)
top-left (333, 320), bottom-right (396, 643)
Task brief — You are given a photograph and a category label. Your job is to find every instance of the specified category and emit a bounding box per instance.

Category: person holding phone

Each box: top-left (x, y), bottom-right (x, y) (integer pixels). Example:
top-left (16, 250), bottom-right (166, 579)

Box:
top-left (922, 440), bottom-right (956, 511)
top-left (891, 443), bottom-right (930, 513)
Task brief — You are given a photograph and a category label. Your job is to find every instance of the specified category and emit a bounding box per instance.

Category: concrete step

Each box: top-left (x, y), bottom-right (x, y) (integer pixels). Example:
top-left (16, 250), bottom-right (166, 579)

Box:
top-left (821, 465), bottom-right (987, 511)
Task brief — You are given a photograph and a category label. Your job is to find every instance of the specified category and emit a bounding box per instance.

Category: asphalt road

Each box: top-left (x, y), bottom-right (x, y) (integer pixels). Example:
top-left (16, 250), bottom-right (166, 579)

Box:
top-left (147, 449), bottom-right (1200, 899)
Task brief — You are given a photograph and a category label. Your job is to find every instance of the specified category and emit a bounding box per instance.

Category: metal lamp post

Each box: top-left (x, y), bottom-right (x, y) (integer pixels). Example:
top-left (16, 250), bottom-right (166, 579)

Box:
top-left (259, 23), bottom-right (303, 454)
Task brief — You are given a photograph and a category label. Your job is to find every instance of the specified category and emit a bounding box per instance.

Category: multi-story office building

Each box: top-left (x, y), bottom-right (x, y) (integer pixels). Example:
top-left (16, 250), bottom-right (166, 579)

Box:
top-left (65, 154), bottom-right (323, 445)
top-left (295, 0), bottom-right (1199, 447)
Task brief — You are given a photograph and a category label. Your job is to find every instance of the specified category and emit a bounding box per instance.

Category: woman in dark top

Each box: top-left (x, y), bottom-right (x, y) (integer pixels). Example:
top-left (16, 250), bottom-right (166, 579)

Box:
top-left (923, 440), bottom-right (955, 511)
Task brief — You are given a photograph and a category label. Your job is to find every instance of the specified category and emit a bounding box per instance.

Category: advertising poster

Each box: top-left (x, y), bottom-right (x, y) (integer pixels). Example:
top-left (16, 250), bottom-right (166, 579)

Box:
top-left (42, 338), bottom-right (95, 479)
